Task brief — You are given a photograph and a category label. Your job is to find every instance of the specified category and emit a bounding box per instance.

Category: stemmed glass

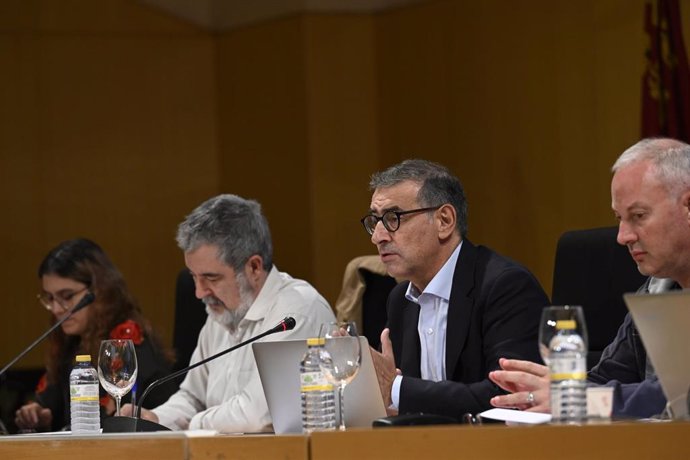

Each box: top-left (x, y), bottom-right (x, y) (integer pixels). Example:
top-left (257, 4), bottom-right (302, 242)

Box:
top-left (97, 339), bottom-right (138, 416)
top-left (538, 305), bottom-right (588, 365)
top-left (318, 321), bottom-right (361, 431)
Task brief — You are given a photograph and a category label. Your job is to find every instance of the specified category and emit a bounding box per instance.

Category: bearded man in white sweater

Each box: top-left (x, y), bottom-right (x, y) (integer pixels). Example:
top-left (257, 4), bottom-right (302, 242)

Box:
top-left (124, 194), bottom-right (335, 432)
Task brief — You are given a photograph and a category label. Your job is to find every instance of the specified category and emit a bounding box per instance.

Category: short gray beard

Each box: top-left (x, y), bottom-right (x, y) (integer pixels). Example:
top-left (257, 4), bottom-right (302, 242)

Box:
top-left (203, 272), bottom-right (256, 332)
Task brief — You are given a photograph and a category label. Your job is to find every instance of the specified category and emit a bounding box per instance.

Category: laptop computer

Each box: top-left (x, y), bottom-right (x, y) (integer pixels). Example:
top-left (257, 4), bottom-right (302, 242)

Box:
top-left (252, 337), bottom-right (387, 433)
top-left (623, 290), bottom-right (690, 418)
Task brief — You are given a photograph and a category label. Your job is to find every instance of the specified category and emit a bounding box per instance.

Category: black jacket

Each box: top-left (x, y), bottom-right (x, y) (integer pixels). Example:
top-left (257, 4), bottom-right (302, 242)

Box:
top-left (587, 277), bottom-right (673, 418)
top-left (387, 239), bottom-right (549, 417)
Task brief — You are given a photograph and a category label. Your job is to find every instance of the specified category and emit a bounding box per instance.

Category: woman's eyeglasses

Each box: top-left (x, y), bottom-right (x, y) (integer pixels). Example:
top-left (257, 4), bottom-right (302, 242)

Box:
top-left (38, 286), bottom-right (89, 312)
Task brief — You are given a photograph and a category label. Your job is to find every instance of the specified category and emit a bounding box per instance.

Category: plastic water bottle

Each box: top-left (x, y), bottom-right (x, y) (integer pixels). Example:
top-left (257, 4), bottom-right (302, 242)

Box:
top-left (69, 354), bottom-right (101, 433)
top-left (549, 320), bottom-right (587, 423)
top-left (300, 338), bottom-right (336, 432)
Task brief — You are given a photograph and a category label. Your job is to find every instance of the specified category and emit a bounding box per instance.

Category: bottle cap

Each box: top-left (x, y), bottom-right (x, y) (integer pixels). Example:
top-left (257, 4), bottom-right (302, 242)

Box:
top-left (306, 337), bottom-right (325, 346)
top-left (75, 354), bottom-right (91, 362)
top-left (555, 319), bottom-right (576, 330)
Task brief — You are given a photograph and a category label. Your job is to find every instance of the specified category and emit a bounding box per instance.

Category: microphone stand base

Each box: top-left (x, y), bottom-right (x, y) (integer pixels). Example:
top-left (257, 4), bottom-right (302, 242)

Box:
top-left (102, 416), bottom-right (171, 433)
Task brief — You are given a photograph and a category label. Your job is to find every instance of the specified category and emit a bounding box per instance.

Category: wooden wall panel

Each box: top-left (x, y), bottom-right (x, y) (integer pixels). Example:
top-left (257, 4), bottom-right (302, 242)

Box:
top-left (3, 0), bottom-right (690, 372)
top-left (216, 14), bottom-right (380, 305)
top-left (302, 14), bottom-right (380, 304)
top-left (376, 0), bottom-right (651, 294)
top-left (0, 0), bottom-right (218, 367)
top-left (215, 17), bottom-right (314, 292)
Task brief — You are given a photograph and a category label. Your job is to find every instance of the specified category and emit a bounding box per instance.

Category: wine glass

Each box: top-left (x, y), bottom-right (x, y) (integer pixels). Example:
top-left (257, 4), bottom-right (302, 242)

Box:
top-left (318, 321), bottom-right (361, 431)
top-left (97, 339), bottom-right (138, 416)
top-left (538, 305), bottom-right (588, 364)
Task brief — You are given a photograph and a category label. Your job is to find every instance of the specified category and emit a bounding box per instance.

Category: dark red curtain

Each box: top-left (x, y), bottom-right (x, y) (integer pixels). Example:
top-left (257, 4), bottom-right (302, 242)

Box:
top-left (641, 0), bottom-right (690, 141)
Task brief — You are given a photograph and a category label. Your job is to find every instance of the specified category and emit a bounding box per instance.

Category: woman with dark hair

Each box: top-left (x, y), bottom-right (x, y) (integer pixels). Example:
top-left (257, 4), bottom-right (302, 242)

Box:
top-left (14, 238), bottom-right (177, 432)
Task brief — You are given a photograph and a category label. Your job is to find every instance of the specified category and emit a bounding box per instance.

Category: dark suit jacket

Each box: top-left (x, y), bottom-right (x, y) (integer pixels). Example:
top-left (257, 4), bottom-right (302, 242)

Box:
top-left (387, 239), bottom-right (549, 417)
top-left (587, 277), bottom-right (675, 418)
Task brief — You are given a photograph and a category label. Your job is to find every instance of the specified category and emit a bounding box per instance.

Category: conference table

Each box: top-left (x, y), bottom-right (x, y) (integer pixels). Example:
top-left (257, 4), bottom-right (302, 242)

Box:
top-left (1, 421), bottom-right (689, 459)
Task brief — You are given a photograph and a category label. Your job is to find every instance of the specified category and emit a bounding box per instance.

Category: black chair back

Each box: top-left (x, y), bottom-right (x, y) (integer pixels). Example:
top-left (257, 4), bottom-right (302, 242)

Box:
top-left (361, 269), bottom-right (397, 349)
top-left (551, 227), bottom-right (646, 369)
top-left (172, 269), bottom-right (208, 372)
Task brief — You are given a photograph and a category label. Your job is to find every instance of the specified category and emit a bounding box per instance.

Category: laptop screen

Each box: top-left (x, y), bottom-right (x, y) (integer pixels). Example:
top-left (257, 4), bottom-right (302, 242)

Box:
top-left (624, 290), bottom-right (690, 418)
top-left (252, 337), bottom-right (387, 433)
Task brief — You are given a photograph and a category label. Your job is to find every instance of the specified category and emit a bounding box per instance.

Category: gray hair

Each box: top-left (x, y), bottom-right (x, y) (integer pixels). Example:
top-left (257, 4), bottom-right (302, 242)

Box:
top-left (176, 194), bottom-right (273, 271)
top-left (369, 159), bottom-right (468, 238)
top-left (612, 138), bottom-right (690, 197)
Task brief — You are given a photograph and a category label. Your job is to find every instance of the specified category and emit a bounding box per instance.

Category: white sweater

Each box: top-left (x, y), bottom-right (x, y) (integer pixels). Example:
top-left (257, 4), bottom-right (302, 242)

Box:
top-left (153, 266), bottom-right (335, 433)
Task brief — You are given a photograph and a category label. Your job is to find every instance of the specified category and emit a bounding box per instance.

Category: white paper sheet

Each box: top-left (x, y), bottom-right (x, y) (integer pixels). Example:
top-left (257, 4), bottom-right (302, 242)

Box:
top-left (478, 408), bottom-right (551, 424)
top-left (184, 429), bottom-right (219, 437)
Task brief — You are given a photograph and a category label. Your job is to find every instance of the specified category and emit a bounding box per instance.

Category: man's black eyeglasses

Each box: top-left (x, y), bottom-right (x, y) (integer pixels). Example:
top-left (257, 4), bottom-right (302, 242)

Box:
top-left (360, 206), bottom-right (442, 235)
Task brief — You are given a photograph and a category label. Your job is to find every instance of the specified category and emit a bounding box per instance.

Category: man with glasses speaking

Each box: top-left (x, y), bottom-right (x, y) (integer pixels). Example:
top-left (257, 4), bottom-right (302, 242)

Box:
top-left (363, 159), bottom-right (549, 420)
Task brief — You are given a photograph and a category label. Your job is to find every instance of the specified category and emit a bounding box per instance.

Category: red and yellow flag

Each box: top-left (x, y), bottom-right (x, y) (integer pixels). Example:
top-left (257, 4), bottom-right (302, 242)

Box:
top-left (641, 0), bottom-right (690, 141)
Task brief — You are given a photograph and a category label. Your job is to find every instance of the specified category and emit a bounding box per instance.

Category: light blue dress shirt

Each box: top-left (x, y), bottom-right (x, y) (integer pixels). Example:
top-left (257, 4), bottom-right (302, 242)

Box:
top-left (390, 242), bottom-right (462, 409)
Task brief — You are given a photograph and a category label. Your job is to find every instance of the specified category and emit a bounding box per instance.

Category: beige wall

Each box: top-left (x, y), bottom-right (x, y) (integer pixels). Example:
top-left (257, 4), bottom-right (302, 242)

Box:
top-left (2, 0), bottom-right (689, 368)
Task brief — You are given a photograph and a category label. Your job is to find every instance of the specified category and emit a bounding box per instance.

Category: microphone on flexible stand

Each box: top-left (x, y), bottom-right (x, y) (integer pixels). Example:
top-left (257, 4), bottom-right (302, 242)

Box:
top-left (0, 292), bottom-right (96, 379)
top-left (102, 316), bottom-right (297, 433)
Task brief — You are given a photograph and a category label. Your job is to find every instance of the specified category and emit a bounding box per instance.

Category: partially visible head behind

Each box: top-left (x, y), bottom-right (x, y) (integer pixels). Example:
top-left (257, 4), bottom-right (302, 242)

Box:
top-left (176, 194), bottom-right (273, 272)
top-left (612, 137), bottom-right (690, 198)
top-left (369, 159), bottom-right (468, 238)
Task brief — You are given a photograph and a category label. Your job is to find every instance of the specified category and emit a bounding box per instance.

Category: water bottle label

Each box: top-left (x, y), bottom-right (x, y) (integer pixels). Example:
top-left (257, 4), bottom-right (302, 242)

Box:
top-left (300, 371), bottom-right (333, 392)
top-left (70, 384), bottom-right (99, 402)
top-left (549, 357), bottom-right (587, 381)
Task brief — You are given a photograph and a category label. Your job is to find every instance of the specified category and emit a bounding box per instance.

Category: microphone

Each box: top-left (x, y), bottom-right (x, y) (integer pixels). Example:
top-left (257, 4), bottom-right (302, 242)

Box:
top-left (267, 316), bottom-right (296, 334)
top-left (103, 316), bottom-right (297, 433)
top-left (0, 291), bottom-right (96, 379)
